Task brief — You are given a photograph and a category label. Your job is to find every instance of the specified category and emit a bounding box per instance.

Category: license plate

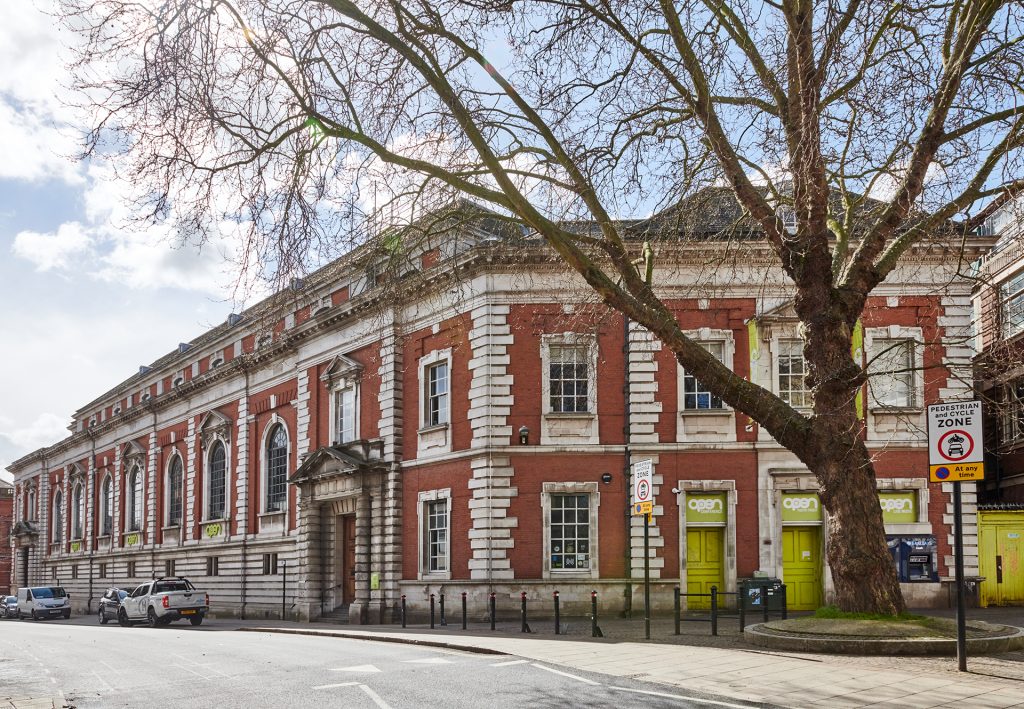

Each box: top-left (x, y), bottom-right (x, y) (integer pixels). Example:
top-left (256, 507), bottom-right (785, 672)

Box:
top-left (180, 609), bottom-right (196, 615)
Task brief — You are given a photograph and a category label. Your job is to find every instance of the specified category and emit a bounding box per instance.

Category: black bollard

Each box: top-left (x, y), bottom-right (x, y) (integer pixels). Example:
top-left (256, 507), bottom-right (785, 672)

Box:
top-left (520, 591), bottom-right (532, 633)
top-left (711, 585), bottom-right (718, 637)
top-left (440, 591), bottom-right (447, 627)
top-left (739, 581), bottom-right (746, 630)
top-left (762, 588), bottom-right (769, 623)
top-left (489, 592), bottom-right (496, 631)
top-left (591, 590), bottom-right (603, 638)
top-left (781, 585), bottom-right (788, 620)
top-left (461, 591), bottom-right (467, 630)
top-left (401, 594), bottom-right (407, 628)
top-left (430, 593), bottom-right (436, 629)
top-left (553, 591), bottom-right (560, 635)
top-left (673, 586), bottom-right (681, 635)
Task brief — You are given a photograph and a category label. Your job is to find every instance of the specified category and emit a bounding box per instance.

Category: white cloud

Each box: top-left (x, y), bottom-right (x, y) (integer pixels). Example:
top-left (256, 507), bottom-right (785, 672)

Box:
top-left (12, 222), bottom-right (92, 271)
top-left (0, 413), bottom-right (69, 454)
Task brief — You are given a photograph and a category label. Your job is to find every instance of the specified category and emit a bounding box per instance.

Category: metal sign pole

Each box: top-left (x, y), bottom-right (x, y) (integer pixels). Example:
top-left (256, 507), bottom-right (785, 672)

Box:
top-left (644, 512), bottom-right (650, 640)
top-left (953, 481), bottom-right (967, 672)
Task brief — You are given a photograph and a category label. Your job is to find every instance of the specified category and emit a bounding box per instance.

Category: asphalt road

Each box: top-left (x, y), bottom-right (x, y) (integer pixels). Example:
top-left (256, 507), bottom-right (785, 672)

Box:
top-left (0, 616), bottom-right (768, 709)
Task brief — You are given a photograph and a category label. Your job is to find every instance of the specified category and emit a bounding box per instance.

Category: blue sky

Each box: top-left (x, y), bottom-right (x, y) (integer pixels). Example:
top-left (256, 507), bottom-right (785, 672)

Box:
top-left (0, 3), bottom-right (244, 480)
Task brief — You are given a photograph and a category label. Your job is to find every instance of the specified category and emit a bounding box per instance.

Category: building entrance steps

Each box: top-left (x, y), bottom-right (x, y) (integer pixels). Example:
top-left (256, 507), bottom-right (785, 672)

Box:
top-left (229, 609), bottom-right (1024, 709)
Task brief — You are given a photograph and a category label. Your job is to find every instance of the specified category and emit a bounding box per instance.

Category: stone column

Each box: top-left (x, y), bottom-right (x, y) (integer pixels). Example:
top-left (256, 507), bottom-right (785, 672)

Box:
top-left (348, 490), bottom-right (372, 625)
top-left (294, 488), bottom-right (322, 621)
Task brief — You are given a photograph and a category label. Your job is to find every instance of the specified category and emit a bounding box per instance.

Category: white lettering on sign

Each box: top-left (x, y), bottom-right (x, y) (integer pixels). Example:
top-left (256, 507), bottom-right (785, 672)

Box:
top-left (879, 499), bottom-right (912, 513)
top-left (688, 498), bottom-right (724, 513)
top-left (927, 401), bottom-right (984, 470)
top-left (783, 497), bottom-right (819, 511)
top-left (632, 459), bottom-right (654, 506)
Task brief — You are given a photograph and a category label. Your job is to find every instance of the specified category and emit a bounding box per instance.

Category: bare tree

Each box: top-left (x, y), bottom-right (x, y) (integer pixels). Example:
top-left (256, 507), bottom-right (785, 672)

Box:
top-left (60, 0), bottom-right (1024, 613)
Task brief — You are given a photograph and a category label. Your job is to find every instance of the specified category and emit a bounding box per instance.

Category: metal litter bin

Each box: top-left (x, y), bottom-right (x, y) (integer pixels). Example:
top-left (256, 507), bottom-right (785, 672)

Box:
top-left (739, 577), bottom-right (786, 613)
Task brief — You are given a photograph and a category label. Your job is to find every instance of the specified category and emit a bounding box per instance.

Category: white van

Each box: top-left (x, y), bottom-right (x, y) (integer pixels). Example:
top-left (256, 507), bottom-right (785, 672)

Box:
top-left (17, 586), bottom-right (71, 620)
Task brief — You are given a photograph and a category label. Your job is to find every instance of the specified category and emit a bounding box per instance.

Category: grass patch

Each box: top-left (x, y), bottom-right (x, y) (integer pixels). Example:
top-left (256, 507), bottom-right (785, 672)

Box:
top-left (814, 605), bottom-right (928, 623)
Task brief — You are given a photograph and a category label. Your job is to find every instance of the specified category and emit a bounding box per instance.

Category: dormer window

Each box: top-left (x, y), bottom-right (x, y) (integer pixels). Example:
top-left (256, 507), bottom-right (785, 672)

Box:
top-left (113, 406), bottom-right (122, 415)
top-left (141, 392), bottom-right (152, 403)
top-left (257, 333), bottom-right (272, 349)
top-left (172, 376), bottom-right (185, 388)
top-left (211, 357), bottom-right (224, 369)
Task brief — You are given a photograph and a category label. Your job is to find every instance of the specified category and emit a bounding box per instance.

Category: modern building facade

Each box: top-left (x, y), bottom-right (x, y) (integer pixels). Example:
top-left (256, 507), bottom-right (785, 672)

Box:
top-left (7, 200), bottom-right (989, 620)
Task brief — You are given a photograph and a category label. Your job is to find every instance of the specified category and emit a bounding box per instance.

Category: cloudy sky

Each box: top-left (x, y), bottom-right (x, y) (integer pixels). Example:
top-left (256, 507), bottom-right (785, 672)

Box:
top-left (0, 3), bottom-right (245, 480)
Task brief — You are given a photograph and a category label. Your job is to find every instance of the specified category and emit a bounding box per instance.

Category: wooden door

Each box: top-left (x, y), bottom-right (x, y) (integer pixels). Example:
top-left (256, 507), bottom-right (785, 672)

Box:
top-left (342, 515), bottom-right (356, 605)
top-left (686, 528), bottom-right (725, 610)
top-left (782, 526), bottom-right (823, 610)
top-left (981, 523), bottom-right (1024, 606)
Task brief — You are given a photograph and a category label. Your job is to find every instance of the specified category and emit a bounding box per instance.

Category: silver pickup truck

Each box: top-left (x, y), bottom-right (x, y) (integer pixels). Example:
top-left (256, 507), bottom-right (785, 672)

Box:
top-left (118, 577), bottom-right (209, 627)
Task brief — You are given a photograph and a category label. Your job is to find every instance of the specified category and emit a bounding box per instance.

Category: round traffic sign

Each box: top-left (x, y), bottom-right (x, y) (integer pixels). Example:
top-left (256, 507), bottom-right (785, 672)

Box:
top-left (937, 429), bottom-right (974, 462)
top-left (637, 480), bottom-right (650, 500)
top-left (934, 466), bottom-right (950, 480)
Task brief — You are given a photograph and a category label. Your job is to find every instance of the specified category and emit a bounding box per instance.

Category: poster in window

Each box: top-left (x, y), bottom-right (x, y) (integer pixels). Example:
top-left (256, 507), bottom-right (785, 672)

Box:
top-left (566, 541), bottom-right (575, 554)
top-left (551, 555), bottom-right (562, 569)
top-left (564, 556), bottom-right (577, 569)
top-left (577, 554), bottom-right (588, 568)
top-left (579, 540), bottom-right (589, 553)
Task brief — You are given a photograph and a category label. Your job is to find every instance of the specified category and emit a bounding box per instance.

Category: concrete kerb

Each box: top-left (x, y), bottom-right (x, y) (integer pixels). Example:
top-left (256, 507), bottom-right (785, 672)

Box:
top-left (236, 626), bottom-right (507, 655)
top-left (744, 623), bottom-right (1024, 655)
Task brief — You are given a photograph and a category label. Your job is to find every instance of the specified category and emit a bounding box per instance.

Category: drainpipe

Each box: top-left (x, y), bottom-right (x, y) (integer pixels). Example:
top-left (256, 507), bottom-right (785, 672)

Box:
top-left (241, 368), bottom-right (251, 620)
top-left (87, 434), bottom-right (97, 613)
top-left (623, 313), bottom-right (633, 617)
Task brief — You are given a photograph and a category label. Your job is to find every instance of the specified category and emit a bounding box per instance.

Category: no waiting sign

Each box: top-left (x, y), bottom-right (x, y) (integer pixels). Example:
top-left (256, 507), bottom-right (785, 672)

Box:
top-left (927, 401), bottom-right (984, 483)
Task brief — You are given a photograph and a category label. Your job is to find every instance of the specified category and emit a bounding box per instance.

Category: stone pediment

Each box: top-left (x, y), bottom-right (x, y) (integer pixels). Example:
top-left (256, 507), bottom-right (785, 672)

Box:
top-left (122, 440), bottom-right (147, 470)
top-left (198, 409), bottom-right (233, 447)
top-left (290, 439), bottom-right (384, 484)
top-left (319, 354), bottom-right (363, 388)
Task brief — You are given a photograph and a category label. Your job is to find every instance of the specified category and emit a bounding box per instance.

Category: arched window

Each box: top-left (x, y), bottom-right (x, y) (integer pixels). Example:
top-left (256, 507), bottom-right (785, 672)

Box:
top-left (72, 482), bottom-right (84, 539)
top-left (207, 442), bottom-right (226, 520)
top-left (127, 466), bottom-right (142, 532)
top-left (167, 456), bottom-right (183, 527)
top-left (265, 424), bottom-right (288, 512)
top-left (52, 490), bottom-right (64, 544)
top-left (27, 488), bottom-right (36, 521)
top-left (100, 476), bottom-right (112, 536)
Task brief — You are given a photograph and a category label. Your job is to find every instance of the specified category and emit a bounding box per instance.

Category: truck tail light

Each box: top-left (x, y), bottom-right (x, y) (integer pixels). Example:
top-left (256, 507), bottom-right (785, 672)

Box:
top-left (162, 596), bottom-right (169, 609)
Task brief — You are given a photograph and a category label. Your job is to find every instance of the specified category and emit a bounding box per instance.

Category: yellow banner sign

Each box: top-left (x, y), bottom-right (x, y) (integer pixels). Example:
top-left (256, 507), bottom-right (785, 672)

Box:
top-left (930, 463), bottom-right (984, 483)
top-left (632, 501), bottom-right (653, 516)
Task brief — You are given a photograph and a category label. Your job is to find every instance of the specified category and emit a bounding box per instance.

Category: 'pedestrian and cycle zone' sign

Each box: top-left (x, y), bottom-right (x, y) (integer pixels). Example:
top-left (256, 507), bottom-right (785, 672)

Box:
top-left (927, 401), bottom-right (984, 482)
top-left (632, 459), bottom-right (653, 515)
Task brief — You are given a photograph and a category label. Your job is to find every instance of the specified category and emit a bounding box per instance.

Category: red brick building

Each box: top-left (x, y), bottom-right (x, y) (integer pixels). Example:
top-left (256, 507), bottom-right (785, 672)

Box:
top-left (0, 479), bottom-right (12, 593)
top-left (6, 200), bottom-right (988, 619)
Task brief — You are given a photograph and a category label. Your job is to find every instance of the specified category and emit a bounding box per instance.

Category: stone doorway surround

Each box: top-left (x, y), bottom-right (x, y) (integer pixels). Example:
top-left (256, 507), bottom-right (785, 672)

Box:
top-left (289, 440), bottom-right (396, 624)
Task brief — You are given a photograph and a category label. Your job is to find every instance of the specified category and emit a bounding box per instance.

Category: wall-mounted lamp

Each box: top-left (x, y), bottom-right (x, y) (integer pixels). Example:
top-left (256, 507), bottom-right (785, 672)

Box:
top-left (601, 473), bottom-right (613, 485)
top-left (518, 425), bottom-right (530, 445)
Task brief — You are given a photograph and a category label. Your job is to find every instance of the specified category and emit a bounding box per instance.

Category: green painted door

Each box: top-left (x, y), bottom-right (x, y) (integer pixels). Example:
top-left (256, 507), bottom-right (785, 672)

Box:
top-left (980, 516), bottom-right (1024, 607)
top-left (782, 526), bottom-right (823, 610)
top-left (686, 528), bottom-right (724, 610)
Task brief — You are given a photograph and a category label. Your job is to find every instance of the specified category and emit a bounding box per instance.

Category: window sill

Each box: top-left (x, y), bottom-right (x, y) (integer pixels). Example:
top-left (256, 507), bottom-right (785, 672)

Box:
top-left (679, 408), bottom-right (732, 416)
top-left (418, 423), bottom-right (450, 435)
top-left (419, 571), bottom-right (452, 581)
top-left (259, 510), bottom-right (286, 519)
top-left (870, 406), bottom-right (923, 414)
top-left (543, 412), bottom-right (595, 419)
top-left (161, 525), bottom-right (181, 533)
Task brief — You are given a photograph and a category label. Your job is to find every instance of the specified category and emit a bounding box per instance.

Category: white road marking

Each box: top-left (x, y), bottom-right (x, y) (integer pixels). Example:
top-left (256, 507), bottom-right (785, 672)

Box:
top-left (608, 686), bottom-right (754, 708)
top-left (169, 663), bottom-right (214, 680)
top-left (530, 663), bottom-right (599, 685)
top-left (313, 681), bottom-right (361, 690)
top-left (490, 659), bottom-right (531, 667)
top-left (359, 683), bottom-right (393, 709)
top-left (330, 664), bottom-right (382, 673)
top-left (402, 657), bottom-right (453, 664)
top-left (91, 671), bottom-right (116, 692)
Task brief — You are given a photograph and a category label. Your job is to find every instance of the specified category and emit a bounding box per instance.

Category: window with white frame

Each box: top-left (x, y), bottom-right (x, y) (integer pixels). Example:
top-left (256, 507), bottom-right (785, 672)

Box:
top-left (100, 476), bottom-right (112, 535)
top-left (127, 466), bottom-right (142, 532)
top-left (423, 499), bottom-right (448, 573)
top-left (424, 361), bottom-right (449, 427)
top-left (28, 488), bottom-right (36, 521)
top-left (71, 482), bottom-right (84, 539)
top-left (548, 493), bottom-right (592, 571)
top-left (265, 424), bottom-right (288, 512)
top-left (334, 385), bottom-right (357, 444)
top-left (167, 456), bottom-right (183, 527)
top-left (52, 490), bottom-right (64, 544)
top-left (1001, 270), bottom-right (1024, 338)
top-left (207, 442), bottom-right (227, 520)
top-left (548, 344), bottom-right (591, 413)
top-left (777, 339), bottom-right (811, 408)
top-left (681, 341), bottom-right (726, 410)
top-left (867, 338), bottom-right (916, 408)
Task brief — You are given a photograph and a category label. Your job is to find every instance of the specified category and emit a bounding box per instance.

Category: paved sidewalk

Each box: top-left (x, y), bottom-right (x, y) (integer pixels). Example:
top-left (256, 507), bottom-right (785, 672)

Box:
top-left (234, 611), bottom-right (1024, 708)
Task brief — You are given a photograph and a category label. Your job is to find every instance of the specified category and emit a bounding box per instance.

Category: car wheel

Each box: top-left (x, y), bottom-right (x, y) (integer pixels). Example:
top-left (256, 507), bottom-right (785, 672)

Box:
top-left (147, 607), bottom-right (160, 628)
top-left (62, 610), bottom-right (71, 620)
top-left (31, 610), bottom-right (39, 621)
top-left (118, 609), bottom-right (130, 628)
top-left (189, 616), bottom-right (203, 627)
top-left (99, 607), bottom-right (108, 625)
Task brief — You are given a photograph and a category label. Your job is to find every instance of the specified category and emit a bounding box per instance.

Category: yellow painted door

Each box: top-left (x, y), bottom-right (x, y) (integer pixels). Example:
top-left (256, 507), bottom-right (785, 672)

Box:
top-left (782, 526), bottom-right (823, 611)
top-left (686, 528), bottom-right (724, 610)
top-left (980, 525), bottom-right (1024, 607)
